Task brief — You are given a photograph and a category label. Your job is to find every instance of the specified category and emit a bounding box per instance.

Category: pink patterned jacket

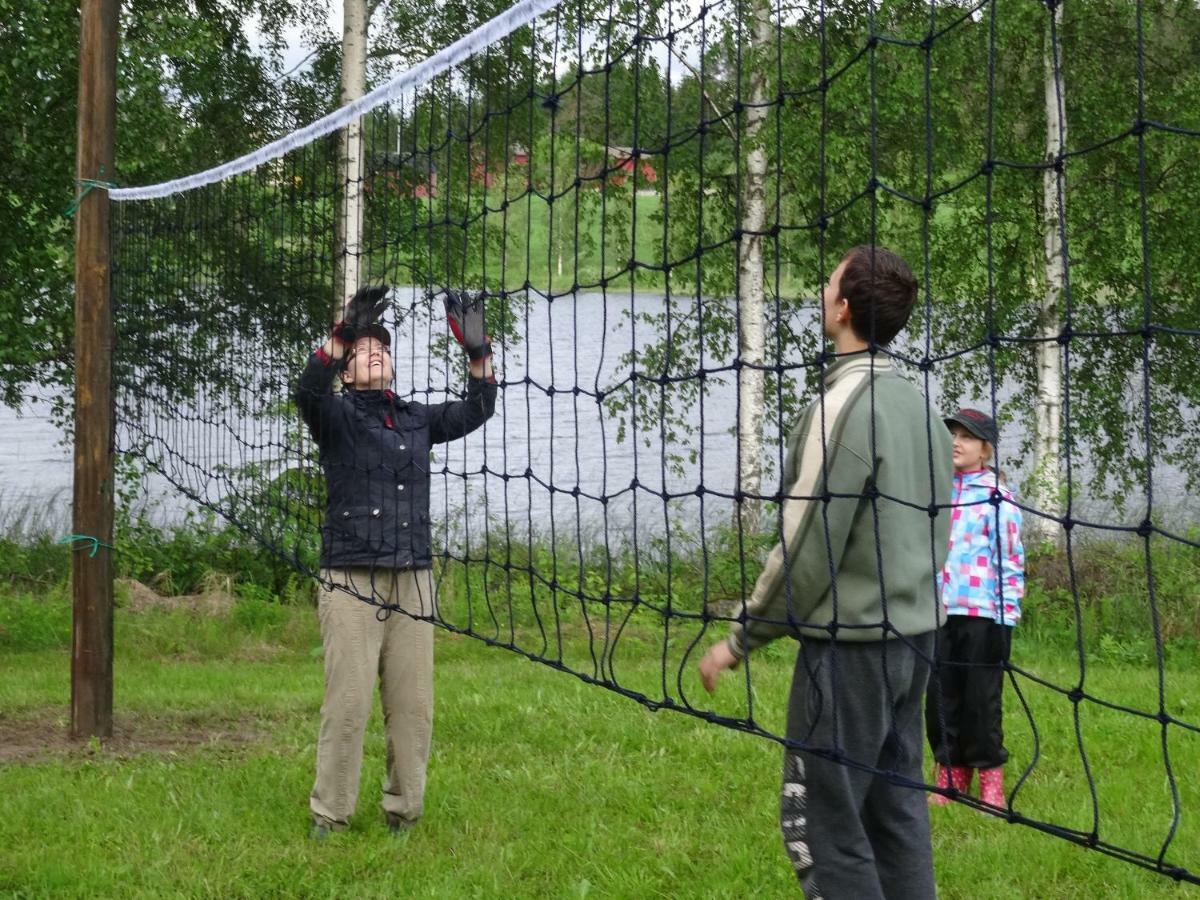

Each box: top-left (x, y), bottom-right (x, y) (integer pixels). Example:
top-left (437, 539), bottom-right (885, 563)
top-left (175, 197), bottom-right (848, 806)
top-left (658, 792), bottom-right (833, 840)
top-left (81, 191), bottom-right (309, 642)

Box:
top-left (941, 468), bottom-right (1025, 626)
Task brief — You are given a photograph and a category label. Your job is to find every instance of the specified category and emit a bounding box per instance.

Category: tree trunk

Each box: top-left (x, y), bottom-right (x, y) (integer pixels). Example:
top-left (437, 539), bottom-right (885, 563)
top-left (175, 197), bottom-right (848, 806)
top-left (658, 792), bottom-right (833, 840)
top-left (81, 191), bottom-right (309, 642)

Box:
top-left (733, 0), bottom-right (771, 538)
top-left (334, 0), bottom-right (368, 315)
top-left (1031, 3), bottom-right (1066, 546)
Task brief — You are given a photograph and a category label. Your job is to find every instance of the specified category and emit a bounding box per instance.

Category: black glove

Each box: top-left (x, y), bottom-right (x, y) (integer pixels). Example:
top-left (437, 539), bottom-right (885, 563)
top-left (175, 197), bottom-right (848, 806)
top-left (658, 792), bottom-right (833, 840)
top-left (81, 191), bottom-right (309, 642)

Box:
top-left (332, 285), bottom-right (390, 345)
top-left (442, 290), bottom-right (491, 361)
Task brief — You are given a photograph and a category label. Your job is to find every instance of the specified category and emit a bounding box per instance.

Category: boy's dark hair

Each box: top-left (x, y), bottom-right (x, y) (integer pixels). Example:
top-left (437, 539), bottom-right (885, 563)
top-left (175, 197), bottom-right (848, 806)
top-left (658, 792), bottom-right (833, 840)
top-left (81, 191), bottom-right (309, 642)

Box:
top-left (837, 245), bottom-right (918, 346)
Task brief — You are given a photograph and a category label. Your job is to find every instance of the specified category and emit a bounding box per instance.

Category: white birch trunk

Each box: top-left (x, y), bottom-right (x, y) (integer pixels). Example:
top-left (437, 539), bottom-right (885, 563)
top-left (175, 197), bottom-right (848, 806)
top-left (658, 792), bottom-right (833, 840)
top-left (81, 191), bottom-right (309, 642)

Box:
top-left (334, 0), bottom-right (368, 314)
top-left (733, 0), bottom-right (771, 538)
top-left (1031, 4), bottom-right (1066, 545)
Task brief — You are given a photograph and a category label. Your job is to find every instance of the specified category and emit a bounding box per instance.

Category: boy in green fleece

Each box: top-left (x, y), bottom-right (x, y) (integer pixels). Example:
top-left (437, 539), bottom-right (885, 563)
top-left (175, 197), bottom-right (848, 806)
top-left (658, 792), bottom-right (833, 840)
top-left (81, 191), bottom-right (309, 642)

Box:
top-left (700, 246), bottom-right (954, 899)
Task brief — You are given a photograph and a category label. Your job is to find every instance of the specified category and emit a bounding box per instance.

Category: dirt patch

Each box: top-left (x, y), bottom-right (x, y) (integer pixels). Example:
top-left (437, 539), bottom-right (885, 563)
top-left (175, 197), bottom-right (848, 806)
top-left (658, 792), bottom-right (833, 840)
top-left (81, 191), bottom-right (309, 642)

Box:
top-left (0, 709), bottom-right (276, 764)
top-left (118, 577), bottom-right (236, 616)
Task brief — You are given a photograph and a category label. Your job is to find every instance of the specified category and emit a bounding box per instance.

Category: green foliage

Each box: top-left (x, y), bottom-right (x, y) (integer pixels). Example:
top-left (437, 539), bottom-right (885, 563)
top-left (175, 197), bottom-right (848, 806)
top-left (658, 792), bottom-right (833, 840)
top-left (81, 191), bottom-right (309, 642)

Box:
top-left (0, 0), bottom-right (329, 407)
top-left (113, 509), bottom-right (300, 600)
top-left (0, 534), bottom-right (71, 592)
top-left (1021, 533), bottom-right (1200, 659)
top-left (0, 588), bottom-right (72, 652)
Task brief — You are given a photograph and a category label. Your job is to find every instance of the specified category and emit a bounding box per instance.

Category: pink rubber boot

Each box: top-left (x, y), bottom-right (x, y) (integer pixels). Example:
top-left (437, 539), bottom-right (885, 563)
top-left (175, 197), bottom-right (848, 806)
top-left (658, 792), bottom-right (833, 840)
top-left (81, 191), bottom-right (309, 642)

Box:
top-left (928, 764), bottom-right (953, 807)
top-left (978, 766), bottom-right (1005, 808)
top-left (951, 765), bottom-right (975, 797)
top-left (929, 765), bottom-right (974, 806)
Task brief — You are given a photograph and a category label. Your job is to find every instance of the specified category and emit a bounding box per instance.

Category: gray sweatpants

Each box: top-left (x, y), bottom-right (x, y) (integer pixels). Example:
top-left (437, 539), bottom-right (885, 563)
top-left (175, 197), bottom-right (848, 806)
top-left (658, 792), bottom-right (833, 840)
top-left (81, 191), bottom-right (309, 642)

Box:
top-left (310, 567), bottom-right (436, 828)
top-left (781, 633), bottom-right (937, 900)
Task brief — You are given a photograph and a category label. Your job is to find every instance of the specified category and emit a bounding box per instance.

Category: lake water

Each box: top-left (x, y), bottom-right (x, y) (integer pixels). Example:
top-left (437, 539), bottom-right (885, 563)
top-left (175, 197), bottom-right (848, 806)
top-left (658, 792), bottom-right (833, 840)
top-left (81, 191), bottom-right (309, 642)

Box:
top-left (1, 291), bottom-right (1194, 548)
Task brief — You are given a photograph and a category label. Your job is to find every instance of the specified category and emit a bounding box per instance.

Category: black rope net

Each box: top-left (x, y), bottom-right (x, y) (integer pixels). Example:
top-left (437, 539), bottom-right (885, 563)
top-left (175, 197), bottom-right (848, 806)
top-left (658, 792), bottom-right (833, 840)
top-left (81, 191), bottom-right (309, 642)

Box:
top-left (110, 0), bottom-right (1198, 884)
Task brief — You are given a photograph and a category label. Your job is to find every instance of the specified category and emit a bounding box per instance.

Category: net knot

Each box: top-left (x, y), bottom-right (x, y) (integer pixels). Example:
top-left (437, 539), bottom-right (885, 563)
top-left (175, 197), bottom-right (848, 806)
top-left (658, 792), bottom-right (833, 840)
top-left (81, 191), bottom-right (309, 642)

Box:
top-left (1131, 118), bottom-right (1148, 136)
top-left (1056, 325), bottom-right (1072, 345)
top-left (981, 159), bottom-right (995, 176)
top-left (1137, 519), bottom-right (1153, 538)
top-left (1067, 687), bottom-right (1084, 704)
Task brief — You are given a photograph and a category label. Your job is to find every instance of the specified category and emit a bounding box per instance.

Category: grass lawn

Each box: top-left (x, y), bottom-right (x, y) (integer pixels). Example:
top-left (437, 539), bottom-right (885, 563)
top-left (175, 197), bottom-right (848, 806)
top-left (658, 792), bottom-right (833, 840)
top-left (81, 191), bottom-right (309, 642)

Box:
top-left (0, 598), bottom-right (1196, 898)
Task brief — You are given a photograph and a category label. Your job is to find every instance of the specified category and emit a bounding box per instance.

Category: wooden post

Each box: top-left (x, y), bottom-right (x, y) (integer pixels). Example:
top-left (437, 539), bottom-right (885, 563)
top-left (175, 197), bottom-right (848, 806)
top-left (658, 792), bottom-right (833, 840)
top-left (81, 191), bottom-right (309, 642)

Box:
top-left (72, 0), bottom-right (118, 739)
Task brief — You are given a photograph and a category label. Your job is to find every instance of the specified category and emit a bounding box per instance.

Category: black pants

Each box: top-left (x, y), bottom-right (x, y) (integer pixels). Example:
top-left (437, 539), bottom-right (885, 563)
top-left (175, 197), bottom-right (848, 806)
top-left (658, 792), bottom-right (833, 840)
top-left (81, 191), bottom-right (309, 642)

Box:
top-left (781, 634), bottom-right (937, 900)
top-left (924, 616), bottom-right (1013, 769)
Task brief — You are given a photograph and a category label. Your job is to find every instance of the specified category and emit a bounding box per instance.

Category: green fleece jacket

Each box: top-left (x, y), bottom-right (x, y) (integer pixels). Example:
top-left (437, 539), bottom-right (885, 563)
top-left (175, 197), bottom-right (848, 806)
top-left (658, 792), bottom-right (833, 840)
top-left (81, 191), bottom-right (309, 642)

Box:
top-left (728, 353), bottom-right (954, 657)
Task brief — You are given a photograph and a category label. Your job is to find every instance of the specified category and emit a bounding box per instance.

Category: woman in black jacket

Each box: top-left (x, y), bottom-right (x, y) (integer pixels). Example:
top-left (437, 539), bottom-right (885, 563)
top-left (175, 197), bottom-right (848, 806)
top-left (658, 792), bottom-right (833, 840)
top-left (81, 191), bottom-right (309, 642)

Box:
top-left (294, 287), bottom-right (496, 839)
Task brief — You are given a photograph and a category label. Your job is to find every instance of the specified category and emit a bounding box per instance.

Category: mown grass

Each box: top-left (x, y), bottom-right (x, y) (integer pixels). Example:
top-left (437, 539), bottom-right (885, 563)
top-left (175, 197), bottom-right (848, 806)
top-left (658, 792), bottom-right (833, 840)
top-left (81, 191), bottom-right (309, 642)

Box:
top-left (0, 591), bottom-right (1196, 898)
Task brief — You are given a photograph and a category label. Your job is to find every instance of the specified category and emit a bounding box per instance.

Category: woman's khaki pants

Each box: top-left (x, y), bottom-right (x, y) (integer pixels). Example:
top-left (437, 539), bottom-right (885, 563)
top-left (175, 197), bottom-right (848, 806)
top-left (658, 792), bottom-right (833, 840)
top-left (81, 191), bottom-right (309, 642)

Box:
top-left (309, 567), bottom-right (435, 828)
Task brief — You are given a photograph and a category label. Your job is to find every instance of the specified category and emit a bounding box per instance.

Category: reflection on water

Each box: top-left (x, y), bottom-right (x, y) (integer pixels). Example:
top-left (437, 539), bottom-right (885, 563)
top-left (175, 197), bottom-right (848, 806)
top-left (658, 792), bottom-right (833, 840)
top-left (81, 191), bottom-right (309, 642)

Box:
top-left (1, 292), bottom-right (1194, 544)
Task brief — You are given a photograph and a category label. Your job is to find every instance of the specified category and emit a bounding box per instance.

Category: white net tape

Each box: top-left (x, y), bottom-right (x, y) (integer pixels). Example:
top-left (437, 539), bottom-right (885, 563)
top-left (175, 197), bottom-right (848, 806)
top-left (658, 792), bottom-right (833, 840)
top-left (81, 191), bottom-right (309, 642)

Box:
top-left (109, 0), bottom-right (566, 202)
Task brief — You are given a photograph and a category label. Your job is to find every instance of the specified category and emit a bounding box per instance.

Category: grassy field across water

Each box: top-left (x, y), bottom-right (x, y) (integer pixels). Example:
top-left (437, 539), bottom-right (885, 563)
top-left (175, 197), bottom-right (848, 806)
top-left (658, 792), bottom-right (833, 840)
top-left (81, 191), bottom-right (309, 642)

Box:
top-left (0, 589), bottom-right (1196, 899)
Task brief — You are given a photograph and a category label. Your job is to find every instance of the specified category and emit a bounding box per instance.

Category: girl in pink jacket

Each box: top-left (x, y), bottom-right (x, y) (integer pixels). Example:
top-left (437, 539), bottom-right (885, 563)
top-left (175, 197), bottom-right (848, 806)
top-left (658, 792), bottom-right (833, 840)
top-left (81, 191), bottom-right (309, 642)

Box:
top-left (926, 408), bottom-right (1025, 809)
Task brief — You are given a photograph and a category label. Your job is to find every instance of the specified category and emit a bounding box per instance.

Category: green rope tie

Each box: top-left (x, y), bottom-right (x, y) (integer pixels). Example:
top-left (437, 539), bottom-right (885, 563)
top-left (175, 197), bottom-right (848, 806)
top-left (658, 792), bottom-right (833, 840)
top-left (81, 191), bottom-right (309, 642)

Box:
top-left (65, 175), bottom-right (119, 217)
top-left (57, 534), bottom-right (115, 558)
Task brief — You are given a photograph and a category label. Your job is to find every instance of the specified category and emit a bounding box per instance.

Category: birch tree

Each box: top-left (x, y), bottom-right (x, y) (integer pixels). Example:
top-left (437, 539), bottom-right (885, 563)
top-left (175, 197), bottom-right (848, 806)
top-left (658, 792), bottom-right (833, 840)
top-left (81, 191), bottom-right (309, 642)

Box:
top-left (1029, 0), bottom-right (1067, 545)
top-left (733, 0), bottom-right (772, 536)
top-left (334, 0), bottom-right (370, 310)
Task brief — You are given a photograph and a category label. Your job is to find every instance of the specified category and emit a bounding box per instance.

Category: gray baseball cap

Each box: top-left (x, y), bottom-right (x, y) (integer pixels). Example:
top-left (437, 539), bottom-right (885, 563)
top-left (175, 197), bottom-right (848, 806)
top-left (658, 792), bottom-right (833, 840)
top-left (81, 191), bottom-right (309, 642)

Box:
top-left (944, 407), bottom-right (999, 446)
